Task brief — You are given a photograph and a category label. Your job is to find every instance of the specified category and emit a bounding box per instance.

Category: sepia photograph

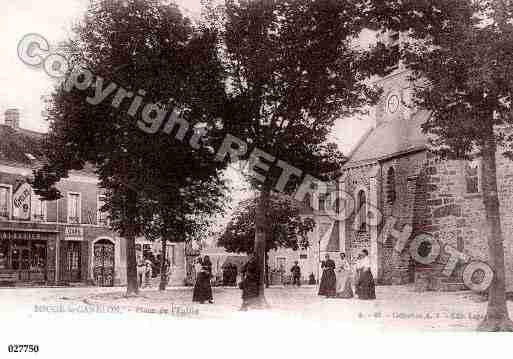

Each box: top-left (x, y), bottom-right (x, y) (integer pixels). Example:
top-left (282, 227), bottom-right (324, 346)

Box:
top-left (1, 0), bottom-right (512, 358)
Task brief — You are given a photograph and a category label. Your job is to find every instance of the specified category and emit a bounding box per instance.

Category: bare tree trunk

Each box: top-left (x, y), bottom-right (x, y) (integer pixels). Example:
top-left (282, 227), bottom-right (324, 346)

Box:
top-left (159, 238), bottom-right (168, 291)
top-left (125, 189), bottom-right (139, 296)
top-left (125, 234), bottom-right (139, 296)
top-left (249, 188), bottom-right (271, 309)
top-left (477, 134), bottom-right (513, 331)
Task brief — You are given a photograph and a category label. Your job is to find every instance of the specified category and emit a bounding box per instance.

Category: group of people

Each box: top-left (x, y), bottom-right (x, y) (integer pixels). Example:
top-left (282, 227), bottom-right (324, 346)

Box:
top-left (222, 262), bottom-right (239, 286)
top-left (137, 258), bottom-right (153, 288)
top-left (192, 253), bottom-right (261, 310)
top-left (137, 255), bottom-right (171, 289)
top-left (318, 250), bottom-right (376, 300)
top-left (191, 250), bottom-right (375, 308)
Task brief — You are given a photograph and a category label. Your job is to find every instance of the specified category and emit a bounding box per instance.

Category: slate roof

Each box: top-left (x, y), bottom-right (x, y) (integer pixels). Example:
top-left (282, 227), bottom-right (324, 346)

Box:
top-left (0, 124), bottom-right (45, 168)
top-left (344, 110), bottom-right (431, 167)
top-left (0, 124), bottom-right (96, 177)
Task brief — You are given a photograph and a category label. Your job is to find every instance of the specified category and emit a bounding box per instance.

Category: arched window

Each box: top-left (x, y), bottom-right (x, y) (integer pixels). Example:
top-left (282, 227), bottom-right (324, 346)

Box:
top-left (386, 167), bottom-right (396, 204)
top-left (303, 193), bottom-right (312, 210)
top-left (465, 160), bottom-right (479, 194)
top-left (318, 193), bottom-right (325, 211)
top-left (357, 190), bottom-right (367, 232)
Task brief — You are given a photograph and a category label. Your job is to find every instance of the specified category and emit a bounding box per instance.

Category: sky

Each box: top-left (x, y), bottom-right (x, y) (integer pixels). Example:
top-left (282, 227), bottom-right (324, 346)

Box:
top-left (0, 0), bottom-right (375, 240)
top-left (0, 0), bottom-right (373, 152)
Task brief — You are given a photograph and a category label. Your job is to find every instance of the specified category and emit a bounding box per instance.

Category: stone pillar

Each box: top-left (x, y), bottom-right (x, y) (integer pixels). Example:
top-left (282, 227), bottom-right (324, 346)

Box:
top-left (114, 237), bottom-right (122, 286)
top-left (368, 166), bottom-right (381, 279)
top-left (338, 173), bottom-right (347, 254)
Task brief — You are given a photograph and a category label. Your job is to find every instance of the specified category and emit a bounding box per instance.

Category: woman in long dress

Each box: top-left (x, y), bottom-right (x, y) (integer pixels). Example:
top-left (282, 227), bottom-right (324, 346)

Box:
top-left (355, 249), bottom-right (376, 300)
top-left (192, 256), bottom-right (214, 304)
top-left (240, 254), bottom-right (260, 310)
top-left (335, 253), bottom-right (353, 298)
top-left (318, 254), bottom-right (336, 297)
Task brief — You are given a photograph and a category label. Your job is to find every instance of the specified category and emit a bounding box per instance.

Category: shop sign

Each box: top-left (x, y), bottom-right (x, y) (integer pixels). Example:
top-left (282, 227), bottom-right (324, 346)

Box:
top-left (64, 227), bottom-right (84, 241)
top-left (12, 183), bottom-right (32, 220)
top-left (0, 231), bottom-right (46, 241)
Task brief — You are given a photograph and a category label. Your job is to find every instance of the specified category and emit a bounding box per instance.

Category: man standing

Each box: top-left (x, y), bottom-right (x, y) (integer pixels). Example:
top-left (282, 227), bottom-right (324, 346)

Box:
top-left (291, 261), bottom-right (301, 287)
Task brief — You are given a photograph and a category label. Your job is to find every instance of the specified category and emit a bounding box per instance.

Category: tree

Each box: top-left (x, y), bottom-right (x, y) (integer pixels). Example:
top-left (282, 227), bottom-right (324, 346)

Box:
top-left (210, 0), bottom-right (379, 308)
top-left (141, 178), bottom-right (228, 291)
top-left (219, 194), bottom-right (315, 253)
top-left (32, 0), bottom-right (227, 295)
top-left (366, 0), bottom-right (513, 331)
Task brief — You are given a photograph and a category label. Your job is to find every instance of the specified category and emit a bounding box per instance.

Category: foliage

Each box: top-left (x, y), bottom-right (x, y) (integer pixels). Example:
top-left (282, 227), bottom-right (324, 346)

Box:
top-left (219, 194), bottom-right (315, 254)
top-left (32, 0), bottom-right (228, 240)
top-left (366, 0), bottom-right (513, 158)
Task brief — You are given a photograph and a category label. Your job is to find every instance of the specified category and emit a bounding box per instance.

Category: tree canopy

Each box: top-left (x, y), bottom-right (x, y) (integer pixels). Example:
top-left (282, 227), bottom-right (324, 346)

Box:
top-left (32, 0), bottom-right (229, 294)
top-left (219, 194), bottom-right (314, 254)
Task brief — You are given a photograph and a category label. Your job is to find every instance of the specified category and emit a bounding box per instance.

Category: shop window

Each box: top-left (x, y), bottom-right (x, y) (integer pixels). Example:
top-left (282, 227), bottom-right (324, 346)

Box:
top-left (67, 193), bottom-right (81, 224)
top-left (67, 249), bottom-right (80, 270)
top-left (31, 242), bottom-right (47, 270)
top-left (0, 185), bottom-right (10, 219)
top-left (465, 160), bottom-right (479, 194)
top-left (32, 196), bottom-right (46, 222)
top-left (0, 241), bottom-right (8, 269)
top-left (357, 190), bottom-right (367, 232)
top-left (386, 167), bottom-right (396, 204)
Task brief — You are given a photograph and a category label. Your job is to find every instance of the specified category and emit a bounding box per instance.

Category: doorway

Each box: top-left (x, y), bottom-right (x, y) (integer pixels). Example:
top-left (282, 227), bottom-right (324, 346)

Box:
top-left (60, 241), bottom-right (82, 282)
top-left (93, 239), bottom-right (115, 287)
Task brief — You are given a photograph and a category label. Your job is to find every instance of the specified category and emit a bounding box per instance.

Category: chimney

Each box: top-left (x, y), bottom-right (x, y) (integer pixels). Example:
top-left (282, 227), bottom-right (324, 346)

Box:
top-left (4, 108), bottom-right (20, 130)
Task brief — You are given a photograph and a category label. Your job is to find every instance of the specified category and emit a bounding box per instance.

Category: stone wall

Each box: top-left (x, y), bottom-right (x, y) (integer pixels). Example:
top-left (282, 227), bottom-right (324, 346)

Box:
top-left (379, 151), bottom-right (427, 285)
top-left (342, 164), bottom-right (373, 265)
top-left (423, 150), bottom-right (513, 292)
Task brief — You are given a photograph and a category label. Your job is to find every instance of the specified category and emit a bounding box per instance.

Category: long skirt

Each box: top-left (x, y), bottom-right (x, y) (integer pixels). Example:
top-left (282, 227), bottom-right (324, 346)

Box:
top-left (192, 272), bottom-right (213, 303)
top-left (335, 270), bottom-right (353, 298)
top-left (318, 269), bottom-right (337, 297)
top-left (356, 269), bottom-right (376, 300)
top-left (241, 278), bottom-right (259, 300)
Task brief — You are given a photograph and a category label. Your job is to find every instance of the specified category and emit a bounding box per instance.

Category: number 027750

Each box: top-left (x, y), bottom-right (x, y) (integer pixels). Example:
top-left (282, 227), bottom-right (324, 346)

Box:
top-left (7, 345), bottom-right (39, 353)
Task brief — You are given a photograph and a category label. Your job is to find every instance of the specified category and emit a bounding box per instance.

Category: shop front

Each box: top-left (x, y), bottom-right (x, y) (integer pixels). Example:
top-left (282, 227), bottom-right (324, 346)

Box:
top-left (59, 226), bottom-right (88, 284)
top-left (0, 229), bottom-right (57, 285)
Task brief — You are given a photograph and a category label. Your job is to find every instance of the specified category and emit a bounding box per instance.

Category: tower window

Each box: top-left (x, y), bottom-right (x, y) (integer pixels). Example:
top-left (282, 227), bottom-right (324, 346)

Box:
top-left (357, 190), bottom-right (367, 232)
